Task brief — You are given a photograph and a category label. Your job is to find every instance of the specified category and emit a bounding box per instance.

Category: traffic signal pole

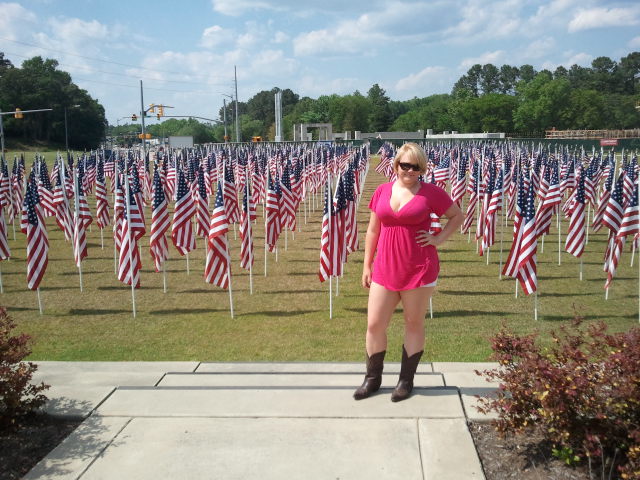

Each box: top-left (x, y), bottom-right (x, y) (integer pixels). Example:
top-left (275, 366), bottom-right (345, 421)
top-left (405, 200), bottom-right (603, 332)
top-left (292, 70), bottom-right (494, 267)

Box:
top-left (140, 80), bottom-right (147, 163)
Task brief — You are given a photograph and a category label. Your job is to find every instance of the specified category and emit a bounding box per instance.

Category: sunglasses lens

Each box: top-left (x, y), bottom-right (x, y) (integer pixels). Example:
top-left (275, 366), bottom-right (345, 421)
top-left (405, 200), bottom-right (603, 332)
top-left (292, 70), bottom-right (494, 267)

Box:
top-left (399, 162), bottom-right (419, 172)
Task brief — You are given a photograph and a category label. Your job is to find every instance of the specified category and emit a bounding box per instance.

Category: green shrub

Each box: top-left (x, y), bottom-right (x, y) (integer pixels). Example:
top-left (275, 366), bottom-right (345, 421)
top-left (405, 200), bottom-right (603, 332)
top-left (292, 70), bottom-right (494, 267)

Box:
top-left (0, 307), bottom-right (49, 428)
top-left (476, 318), bottom-right (640, 479)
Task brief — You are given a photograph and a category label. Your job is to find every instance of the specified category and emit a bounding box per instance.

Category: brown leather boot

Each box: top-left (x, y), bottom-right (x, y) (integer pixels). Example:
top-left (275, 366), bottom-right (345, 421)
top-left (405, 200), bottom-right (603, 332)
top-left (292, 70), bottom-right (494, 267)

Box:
top-left (391, 346), bottom-right (423, 402)
top-left (353, 350), bottom-right (386, 400)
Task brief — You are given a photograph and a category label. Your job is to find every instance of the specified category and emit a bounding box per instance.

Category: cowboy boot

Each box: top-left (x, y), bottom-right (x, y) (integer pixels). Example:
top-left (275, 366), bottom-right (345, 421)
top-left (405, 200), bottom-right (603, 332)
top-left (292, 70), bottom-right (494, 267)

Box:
top-left (353, 350), bottom-right (386, 400)
top-left (391, 345), bottom-right (423, 402)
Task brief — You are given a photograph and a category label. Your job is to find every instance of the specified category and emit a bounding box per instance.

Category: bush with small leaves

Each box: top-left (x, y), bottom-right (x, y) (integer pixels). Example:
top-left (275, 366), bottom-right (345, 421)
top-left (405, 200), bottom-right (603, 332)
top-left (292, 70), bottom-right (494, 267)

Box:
top-left (0, 307), bottom-right (49, 428)
top-left (476, 318), bottom-right (640, 479)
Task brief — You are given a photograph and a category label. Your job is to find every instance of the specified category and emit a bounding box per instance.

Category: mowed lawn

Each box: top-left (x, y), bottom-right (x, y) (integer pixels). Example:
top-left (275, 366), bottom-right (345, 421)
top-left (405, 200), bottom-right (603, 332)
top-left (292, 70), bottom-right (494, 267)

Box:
top-left (2, 154), bottom-right (637, 362)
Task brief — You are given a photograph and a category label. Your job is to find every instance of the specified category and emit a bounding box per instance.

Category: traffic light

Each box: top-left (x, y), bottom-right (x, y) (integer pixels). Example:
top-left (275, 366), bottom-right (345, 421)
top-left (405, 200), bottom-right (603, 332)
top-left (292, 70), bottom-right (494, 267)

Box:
top-left (132, 114), bottom-right (138, 121)
top-left (158, 105), bottom-right (164, 117)
top-left (14, 108), bottom-right (23, 119)
top-left (149, 104), bottom-right (156, 114)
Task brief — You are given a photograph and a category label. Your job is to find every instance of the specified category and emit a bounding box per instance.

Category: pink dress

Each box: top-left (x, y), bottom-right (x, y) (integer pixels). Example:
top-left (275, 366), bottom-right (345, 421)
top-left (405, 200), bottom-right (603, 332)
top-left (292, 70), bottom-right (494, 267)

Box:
top-left (368, 181), bottom-right (453, 291)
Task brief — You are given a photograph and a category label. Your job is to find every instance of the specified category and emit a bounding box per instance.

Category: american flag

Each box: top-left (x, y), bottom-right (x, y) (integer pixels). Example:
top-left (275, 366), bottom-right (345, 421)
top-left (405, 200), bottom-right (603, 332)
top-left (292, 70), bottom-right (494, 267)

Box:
top-left (343, 164), bottom-right (359, 255)
top-left (117, 189), bottom-right (142, 289)
top-left (605, 182), bottom-right (639, 289)
top-left (481, 168), bottom-right (503, 255)
top-left (239, 180), bottom-right (254, 271)
top-left (516, 180), bottom-right (538, 295)
top-left (318, 181), bottom-right (332, 282)
top-left (223, 164), bottom-right (240, 224)
top-left (0, 160), bottom-right (10, 216)
top-left (22, 176), bottom-right (49, 290)
top-left (95, 159), bottom-right (110, 229)
top-left (462, 160), bottom-right (480, 234)
top-left (194, 166), bottom-right (209, 238)
top-left (622, 159), bottom-right (637, 207)
top-left (265, 173), bottom-right (281, 252)
top-left (502, 173), bottom-right (528, 278)
top-left (204, 182), bottom-right (230, 289)
top-left (331, 176), bottom-right (347, 276)
top-left (279, 161), bottom-right (297, 231)
top-left (535, 162), bottom-right (561, 238)
top-left (451, 154), bottom-right (468, 206)
top-left (0, 207), bottom-right (9, 260)
top-left (76, 170), bottom-right (93, 228)
top-left (73, 174), bottom-right (88, 267)
top-left (565, 171), bottom-right (586, 257)
top-left (37, 161), bottom-right (56, 217)
top-left (617, 183), bottom-right (639, 242)
top-left (602, 174), bottom-right (625, 234)
top-left (433, 154), bottom-right (451, 188)
top-left (150, 169), bottom-right (170, 272)
top-left (52, 174), bottom-right (72, 242)
top-left (171, 169), bottom-right (196, 256)
top-left (592, 163), bottom-right (615, 232)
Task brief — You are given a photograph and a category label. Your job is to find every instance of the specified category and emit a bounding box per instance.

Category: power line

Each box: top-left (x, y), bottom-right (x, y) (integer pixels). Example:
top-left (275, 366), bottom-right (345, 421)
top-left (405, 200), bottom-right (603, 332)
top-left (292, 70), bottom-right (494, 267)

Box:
top-left (3, 50), bottom-right (232, 87)
top-left (0, 37), bottom-right (232, 82)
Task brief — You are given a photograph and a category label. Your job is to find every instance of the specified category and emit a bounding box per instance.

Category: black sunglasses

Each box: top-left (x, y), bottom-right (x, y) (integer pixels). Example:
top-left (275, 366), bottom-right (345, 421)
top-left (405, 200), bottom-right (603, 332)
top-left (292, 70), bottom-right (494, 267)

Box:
top-left (398, 162), bottom-right (421, 172)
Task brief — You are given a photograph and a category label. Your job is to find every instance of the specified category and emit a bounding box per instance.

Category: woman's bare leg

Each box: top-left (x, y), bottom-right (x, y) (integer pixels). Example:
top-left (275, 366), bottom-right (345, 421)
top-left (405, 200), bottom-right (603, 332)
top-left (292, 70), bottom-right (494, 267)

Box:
top-left (366, 282), bottom-right (400, 355)
top-left (399, 286), bottom-right (434, 355)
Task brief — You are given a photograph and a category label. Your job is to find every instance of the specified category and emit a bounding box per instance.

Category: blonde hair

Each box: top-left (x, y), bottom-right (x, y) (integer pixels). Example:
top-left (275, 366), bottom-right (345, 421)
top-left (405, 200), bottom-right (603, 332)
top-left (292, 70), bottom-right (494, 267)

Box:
top-left (393, 142), bottom-right (428, 174)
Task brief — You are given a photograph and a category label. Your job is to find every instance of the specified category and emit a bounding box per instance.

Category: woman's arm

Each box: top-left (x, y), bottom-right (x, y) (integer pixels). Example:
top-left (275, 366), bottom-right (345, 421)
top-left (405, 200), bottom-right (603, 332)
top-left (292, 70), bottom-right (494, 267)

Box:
top-left (415, 203), bottom-right (464, 247)
top-left (362, 211), bottom-right (381, 288)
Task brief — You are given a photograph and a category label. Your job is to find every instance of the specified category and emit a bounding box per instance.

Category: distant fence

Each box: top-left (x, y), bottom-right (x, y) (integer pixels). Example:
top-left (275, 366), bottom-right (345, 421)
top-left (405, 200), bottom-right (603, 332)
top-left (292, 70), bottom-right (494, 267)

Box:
top-left (369, 136), bottom-right (640, 154)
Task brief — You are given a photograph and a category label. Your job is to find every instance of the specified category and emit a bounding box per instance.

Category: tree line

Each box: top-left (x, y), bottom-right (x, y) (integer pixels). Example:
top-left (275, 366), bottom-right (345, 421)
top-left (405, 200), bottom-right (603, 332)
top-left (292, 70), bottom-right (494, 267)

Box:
top-left (1, 51), bottom-right (638, 147)
top-left (0, 54), bottom-right (107, 150)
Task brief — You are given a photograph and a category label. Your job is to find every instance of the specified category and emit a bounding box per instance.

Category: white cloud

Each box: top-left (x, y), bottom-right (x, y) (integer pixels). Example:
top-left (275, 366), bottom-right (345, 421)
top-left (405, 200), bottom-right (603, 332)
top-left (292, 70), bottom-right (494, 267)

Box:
top-left (442, 0), bottom-right (523, 44)
top-left (293, 2), bottom-right (443, 57)
top-left (523, 37), bottom-right (556, 60)
top-left (201, 25), bottom-right (235, 48)
top-left (395, 66), bottom-right (447, 92)
top-left (249, 50), bottom-right (297, 77)
top-left (629, 36), bottom-right (640, 48)
top-left (210, 0), bottom-right (276, 16)
top-left (274, 31), bottom-right (289, 44)
top-left (297, 74), bottom-right (360, 98)
top-left (459, 50), bottom-right (505, 69)
top-left (568, 6), bottom-right (640, 32)
top-left (565, 52), bottom-right (593, 66)
top-left (0, 3), bottom-right (37, 41)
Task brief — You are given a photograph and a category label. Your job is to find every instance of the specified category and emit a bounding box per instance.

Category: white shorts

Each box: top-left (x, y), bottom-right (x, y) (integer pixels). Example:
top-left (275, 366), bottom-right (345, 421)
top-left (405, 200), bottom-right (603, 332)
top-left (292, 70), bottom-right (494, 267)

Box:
top-left (421, 279), bottom-right (437, 288)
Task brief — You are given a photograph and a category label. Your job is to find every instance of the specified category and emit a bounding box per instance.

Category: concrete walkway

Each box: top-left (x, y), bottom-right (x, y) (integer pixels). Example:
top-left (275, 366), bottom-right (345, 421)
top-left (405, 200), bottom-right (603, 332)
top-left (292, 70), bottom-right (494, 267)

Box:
top-left (25, 361), bottom-right (500, 480)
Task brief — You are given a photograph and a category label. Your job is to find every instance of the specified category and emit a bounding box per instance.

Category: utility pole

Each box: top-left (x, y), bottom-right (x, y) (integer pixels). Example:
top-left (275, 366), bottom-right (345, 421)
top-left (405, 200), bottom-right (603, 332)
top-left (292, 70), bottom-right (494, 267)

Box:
top-left (234, 65), bottom-right (240, 142)
top-left (140, 80), bottom-right (146, 162)
top-left (223, 98), bottom-right (228, 142)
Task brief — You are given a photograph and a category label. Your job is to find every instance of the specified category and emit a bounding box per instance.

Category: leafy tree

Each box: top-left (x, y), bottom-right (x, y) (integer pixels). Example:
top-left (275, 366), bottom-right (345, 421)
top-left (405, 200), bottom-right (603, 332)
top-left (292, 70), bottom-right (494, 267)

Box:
top-left (499, 65), bottom-right (520, 94)
top-left (0, 55), bottom-right (106, 149)
top-left (480, 64), bottom-right (501, 94)
top-left (452, 64), bottom-right (482, 97)
top-left (367, 83), bottom-right (392, 131)
top-left (513, 72), bottom-right (572, 132)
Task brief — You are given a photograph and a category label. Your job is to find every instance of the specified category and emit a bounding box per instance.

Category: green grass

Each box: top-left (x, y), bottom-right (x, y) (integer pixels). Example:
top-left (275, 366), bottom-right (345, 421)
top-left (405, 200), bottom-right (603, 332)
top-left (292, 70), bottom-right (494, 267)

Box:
top-left (2, 159), bottom-right (637, 362)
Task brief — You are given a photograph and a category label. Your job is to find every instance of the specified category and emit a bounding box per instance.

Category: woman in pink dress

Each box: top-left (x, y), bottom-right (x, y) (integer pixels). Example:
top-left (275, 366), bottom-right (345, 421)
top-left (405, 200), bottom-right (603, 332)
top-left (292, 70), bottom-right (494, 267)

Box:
top-left (354, 142), bottom-right (464, 402)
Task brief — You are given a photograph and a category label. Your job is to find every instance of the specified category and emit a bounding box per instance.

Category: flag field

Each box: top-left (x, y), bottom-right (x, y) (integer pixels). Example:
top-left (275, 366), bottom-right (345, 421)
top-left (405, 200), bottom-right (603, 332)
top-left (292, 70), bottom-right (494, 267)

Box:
top-left (2, 153), bottom-right (637, 362)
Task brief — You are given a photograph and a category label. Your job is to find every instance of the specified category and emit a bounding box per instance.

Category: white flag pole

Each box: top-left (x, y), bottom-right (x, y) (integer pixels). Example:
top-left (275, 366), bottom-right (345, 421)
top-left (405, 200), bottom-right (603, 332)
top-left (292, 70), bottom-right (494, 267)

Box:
top-left (36, 287), bottom-right (43, 315)
top-left (329, 275), bottom-right (333, 319)
top-left (226, 242), bottom-right (234, 319)
top-left (124, 173), bottom-right (136, 318)
top-left (72, 170), bottom-right (83, 292)
top-left (163, 262), bottom-right (167, 293)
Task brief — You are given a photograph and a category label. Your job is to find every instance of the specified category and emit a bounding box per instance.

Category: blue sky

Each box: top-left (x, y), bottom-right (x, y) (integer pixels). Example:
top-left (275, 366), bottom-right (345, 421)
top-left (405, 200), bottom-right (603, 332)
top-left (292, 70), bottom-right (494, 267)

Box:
top-left (1, 0), bottom-right (639, 125)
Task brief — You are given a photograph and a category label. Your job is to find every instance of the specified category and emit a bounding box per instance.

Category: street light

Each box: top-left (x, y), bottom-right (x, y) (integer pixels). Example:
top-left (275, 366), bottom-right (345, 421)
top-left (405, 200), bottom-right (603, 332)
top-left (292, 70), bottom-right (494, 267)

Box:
top-left (64, 104), bottom-right (80, 152)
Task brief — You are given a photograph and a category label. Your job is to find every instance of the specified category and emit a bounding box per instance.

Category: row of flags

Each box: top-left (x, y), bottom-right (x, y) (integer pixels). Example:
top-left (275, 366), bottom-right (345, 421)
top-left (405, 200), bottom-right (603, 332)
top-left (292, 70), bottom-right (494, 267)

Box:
top-left (0, 142), bottom-right (370, 304)
top-left (377, 141), bottom-right (639, 295)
